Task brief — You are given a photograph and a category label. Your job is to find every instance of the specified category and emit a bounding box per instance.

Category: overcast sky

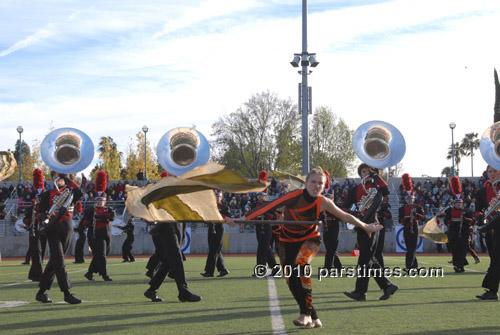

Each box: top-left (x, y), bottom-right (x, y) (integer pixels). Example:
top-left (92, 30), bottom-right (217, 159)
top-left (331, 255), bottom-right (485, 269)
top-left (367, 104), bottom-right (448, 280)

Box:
top-left (1, 0), bottom-right (499, 178)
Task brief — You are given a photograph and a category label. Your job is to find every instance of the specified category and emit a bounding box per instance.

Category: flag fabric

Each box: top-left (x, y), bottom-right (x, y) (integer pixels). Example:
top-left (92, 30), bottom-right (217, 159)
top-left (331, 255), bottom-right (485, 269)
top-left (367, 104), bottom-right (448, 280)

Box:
top-left (0, 151), bottom-right (16, 181)
top-left (126, 162), bottom-right (266, 223)
top-left (271, 170), bottom-right (305, 191)
top-left (418, 216), bottom-right (448, 243)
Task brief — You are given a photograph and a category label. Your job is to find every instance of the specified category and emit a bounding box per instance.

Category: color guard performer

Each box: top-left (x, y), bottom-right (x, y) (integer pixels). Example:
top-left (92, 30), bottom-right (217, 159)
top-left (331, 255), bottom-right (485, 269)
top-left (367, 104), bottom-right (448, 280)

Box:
top-left (226, 167), bottom-right (383, 328)
top-left (343, 164), bottom-right (398, 302)
top-left (398, 173), bottom-right (424, 271)
top-left (35, 172), bottom-right (83, 304)
top-left (83, 171), bottom-right (115, 282)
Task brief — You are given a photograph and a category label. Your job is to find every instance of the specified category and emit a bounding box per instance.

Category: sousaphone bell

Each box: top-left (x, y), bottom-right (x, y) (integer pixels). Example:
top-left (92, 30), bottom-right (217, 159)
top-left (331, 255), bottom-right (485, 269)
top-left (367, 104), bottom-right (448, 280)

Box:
top-left (480, 121), bottom-right (500, 169)
top-left (157, 127), bottom-right (210, 176)
top-left (41, 128), bottom-right (94, 174)
top-left (352, 120), bottom-right (406, 169)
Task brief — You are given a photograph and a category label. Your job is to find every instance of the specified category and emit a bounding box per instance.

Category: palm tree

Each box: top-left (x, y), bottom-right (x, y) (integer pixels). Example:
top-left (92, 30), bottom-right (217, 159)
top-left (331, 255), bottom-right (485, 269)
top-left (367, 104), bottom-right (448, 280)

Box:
top-left (460, 132), bottom-right (480, 177)
top-left (446, 142), bottom-right (465, 176)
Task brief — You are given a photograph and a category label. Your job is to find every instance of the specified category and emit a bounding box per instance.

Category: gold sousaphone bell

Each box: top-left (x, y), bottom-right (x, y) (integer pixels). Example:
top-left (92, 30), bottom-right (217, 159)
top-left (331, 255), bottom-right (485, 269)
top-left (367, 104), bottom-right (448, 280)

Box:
top-left (480, 121), bottom-right (500, 169)
top-left (352, 120), bottom-right (406, 169)
top-left (41, 128), bottom-right (94, 173)
top-left (157, 127), bottom-right (210, 176)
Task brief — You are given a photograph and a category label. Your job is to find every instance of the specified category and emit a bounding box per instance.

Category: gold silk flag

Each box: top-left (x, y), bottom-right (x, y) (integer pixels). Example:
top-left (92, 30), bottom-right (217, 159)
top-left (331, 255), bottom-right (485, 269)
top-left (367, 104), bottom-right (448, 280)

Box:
top-left (271, 170), bottom-right (305, 192)
top-left (418, 216), bottom-right (448, 244)
top-left (126, 162), bottom-right (266, 222)
top-left (0, 151), bottom-right (16, 182)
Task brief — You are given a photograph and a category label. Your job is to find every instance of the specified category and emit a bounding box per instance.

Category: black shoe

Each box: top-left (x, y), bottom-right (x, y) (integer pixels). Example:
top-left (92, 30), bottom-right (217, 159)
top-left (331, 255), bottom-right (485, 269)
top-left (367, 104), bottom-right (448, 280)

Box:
top-left (73, 261), bottom-right (85, 264)
top-left (36, 292), bottom-right (52, 303)
top-left (145, 270), bottom-right (154, 279)
top-left (270, 267), bottom-right (280, 276)
top-left (144, 290), bottom-right (163, 302)
top-left (344, 291), bottom-right (366, 301)
top-left (200, 272), bottom-right (214, 278)
top-left (217, 270), bottom-right (229, 277)
top-left (28, 276), bottom-right (40, 282)
top-left (102, 276), bottom-right (113, 282)
top-left (84, 272), bottom-right (95, 281)
top-left (21, 262), bottom-right (30, 265)
top-left (129, 259), bottom-right (135, 263)
top-left (122, 260), bottom-right (129, 263)
top-left (178, 292), bottom-right (202, 302)
top-left (380, 284), bottom-right (399, 300)
top-left (476, 291), bottom-right (499, 300)
top-left (64, 294), bottom-right (82, 304)
top-left (167, 272), bottom-right (175, 279)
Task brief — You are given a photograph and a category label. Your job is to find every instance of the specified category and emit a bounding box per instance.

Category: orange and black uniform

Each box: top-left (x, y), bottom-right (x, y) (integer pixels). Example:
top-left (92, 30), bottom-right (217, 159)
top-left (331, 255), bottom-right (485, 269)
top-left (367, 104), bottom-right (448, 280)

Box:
top-left (37, 180), bottom-right (82, 293)
top-left (83, 205), bottom-right (115, 278)
top-left (442, 206), bottom-right (473, 271)
top-left (344, 174), bottom-right (393, 295)
top-left (475, 180), bottom-right (500, 294)
top-left (246, 188), bottom-right (321, 320)
top-left (398, 203), bottom-right (424, 269)
top-left (252, 200), bottom-right (278, 269)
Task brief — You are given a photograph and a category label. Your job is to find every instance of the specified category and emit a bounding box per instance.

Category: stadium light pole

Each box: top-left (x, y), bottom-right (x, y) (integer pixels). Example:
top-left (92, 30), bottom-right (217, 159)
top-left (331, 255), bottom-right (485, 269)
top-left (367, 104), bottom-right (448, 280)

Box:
top-left (290, 0), bottom-right (319, 176)
top-left (17, 126), bottom-right (23, 181)
top-left (142, 125), bottom-right (148, 180)
top-left (449, 122), bottom-right (456, 176)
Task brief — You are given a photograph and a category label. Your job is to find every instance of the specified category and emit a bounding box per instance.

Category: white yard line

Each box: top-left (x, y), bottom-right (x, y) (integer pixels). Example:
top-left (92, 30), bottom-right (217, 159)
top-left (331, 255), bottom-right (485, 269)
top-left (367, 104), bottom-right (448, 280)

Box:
top-left (267, 276), bottom-right (287, 335)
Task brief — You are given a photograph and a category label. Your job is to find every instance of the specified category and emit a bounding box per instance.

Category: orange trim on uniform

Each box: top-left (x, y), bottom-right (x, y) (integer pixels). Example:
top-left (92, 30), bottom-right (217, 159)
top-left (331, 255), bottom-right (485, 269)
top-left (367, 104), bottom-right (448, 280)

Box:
top-left (246, 189), bottom-right (302, 220)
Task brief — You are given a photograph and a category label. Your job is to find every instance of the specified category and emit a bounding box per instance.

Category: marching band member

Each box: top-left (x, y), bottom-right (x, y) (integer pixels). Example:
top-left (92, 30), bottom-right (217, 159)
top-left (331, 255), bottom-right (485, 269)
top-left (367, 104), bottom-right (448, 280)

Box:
top-left (35, 171), bottom-right (83, 304)
top-left (201, 190), bottom-right (230, 277)
top-left (23, 169), bottom-right (47, 281)
top-left (226, 167), bottom-right (383, 329)
top-left (120, 217), bottom-right (135, 263)
top-left (475, 165), bottom-right (500, 300)
top-left (83, 171), bottom-right (115, 282)
top-left (321, 170), bottom-right (343, 271)
top-left (73, 201), bottom-right (86, 264)
top-left (343, 164), bottom-right (398, 302)
top-left (441, 177), bottom-right (473, 273)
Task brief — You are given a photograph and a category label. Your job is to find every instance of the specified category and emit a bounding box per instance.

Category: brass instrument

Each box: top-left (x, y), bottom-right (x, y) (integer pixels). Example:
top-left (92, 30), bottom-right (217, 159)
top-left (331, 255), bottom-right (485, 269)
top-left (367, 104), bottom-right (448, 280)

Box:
top-left (484, 180), bottom-right (500, 222)
top-left (157, 127), bottom-right (210, 176)
top-left (38, 188), bottom-right (73, 234)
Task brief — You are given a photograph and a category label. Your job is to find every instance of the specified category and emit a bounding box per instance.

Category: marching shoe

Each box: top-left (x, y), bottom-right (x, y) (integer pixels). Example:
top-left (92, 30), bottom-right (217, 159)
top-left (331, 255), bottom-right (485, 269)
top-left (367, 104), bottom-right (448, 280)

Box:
top-left (475, 258), bottom-right (481, 264)
top-left (122, 260), bottom-right (129, 263)
top-left (73, 261), bottom-right (84, 264)
top-left (476, 291), bottom-right (498, 300)
top-left (270, 267), bottom-right (280, 276)
top-left (21, 261), bottom-right (30, 265)
top-left (200, 272), bottom-right (214, 277)
top-left (64, 294), bottom-right (82, 304)
top-left (380, 284), bottom-right (399, 300)
top-left (144, 290), bottom-right (163, 302)
top-left (311, 318), bottom-right (323, 328)
top-left (102, 276), bottom-right (113, 282)
top-left (217, 270), bottom-right (229, 277)
top-left (167, 271), bottom-right (175, 279)
top-left (344, 291), bottom-right (366, 301)
top-left (28, 275), bottom-right (40, 282)
top-left (178, 292), bottom-right (202, 302)
top-left (145, 270), bottom-right (154, 278)
top-left (35, 292), bottom-right (52, 303)
top-left (293, 314), bottom-right (312, 327)
top-left (84, 272), bottom-right (95, 281)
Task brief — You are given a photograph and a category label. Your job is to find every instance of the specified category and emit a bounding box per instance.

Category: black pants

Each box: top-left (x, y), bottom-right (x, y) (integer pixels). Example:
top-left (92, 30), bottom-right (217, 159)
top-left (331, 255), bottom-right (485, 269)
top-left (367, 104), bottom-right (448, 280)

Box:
top-left (147, 233), bottom-right (163, 273)
top-left (122, 234), bottom-right (135, 261)
top-left (375, 227), bottom-right (386, 268)
top-left (256, 223), bottom-right (276, 268)
top-left (28, 229), bottom-right (47, 280)
top-left (482, 229), bottom-right (500, 294)
top-left (404, 225), bottom-right (418, 269)
top-left (88, 227), bottom-right (111, 277)
top-left (74, 231), bottom-right (86, 263)
top-left (149, 222), bottom-right (191, 297)
top-left (448, 224), bottom-right (470, 268)
top-left (39, 220), bottom-right (73, 292)
top-left (323, 223), bottom-right (342, 269)
top-left (354, 230), bottom-right (391, 294)
top-left (204, 224), bottom-right (226, 274)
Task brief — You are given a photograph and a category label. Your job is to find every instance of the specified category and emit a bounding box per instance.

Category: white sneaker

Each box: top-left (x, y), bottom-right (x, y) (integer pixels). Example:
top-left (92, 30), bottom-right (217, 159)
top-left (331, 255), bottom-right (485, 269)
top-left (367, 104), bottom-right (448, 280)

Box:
top-left (293, 314), bottom-right (312, 327)
top-left (311, 319), bottom-right (323, 328)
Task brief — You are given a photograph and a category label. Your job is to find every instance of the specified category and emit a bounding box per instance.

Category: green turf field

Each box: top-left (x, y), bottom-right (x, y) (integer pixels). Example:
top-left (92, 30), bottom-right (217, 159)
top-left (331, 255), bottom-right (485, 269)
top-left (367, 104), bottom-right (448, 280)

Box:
top-left (0, 255), bottom-right (498, 335)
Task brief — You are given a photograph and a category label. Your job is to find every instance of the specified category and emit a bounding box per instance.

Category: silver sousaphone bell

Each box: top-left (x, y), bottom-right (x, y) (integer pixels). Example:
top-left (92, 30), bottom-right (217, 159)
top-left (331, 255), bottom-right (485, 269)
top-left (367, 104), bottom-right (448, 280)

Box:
top-left (41, 128), bottom-right (94, 174)
top-left (480, 121), bottom-right (500, 169)
top-left (157, 127), bottom-right (210, 176)
top-left (352, 120), bottom-right (406, 169)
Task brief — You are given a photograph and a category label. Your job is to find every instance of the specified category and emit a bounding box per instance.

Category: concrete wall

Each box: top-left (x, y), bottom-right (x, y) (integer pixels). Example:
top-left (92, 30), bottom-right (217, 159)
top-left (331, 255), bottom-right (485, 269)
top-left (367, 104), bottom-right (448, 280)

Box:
top-left (0, 229), bottom-right (443, 258)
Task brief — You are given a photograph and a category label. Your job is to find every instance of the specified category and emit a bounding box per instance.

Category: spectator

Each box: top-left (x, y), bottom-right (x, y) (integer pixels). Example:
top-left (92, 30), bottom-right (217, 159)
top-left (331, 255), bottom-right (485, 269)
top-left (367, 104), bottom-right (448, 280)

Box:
top-left (137, 169), bottom-right (144, 181)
